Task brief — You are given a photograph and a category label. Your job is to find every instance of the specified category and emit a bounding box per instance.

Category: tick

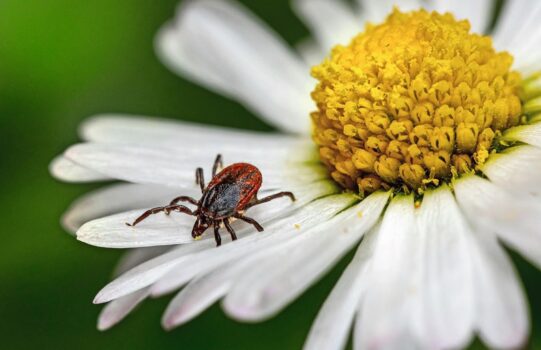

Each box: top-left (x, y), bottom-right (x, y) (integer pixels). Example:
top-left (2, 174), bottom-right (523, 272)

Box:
top-left (126, 154), bottom-right (295, 246)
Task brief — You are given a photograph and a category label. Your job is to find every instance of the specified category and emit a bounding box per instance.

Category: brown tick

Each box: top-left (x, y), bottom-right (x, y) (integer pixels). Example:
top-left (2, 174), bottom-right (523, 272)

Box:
top-left (126, 154), bottom-right (295, 246)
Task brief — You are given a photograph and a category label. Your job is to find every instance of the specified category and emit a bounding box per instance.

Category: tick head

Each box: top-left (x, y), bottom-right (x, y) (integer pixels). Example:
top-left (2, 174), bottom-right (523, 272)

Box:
top-left (191, 216), bottom-right (211, 239)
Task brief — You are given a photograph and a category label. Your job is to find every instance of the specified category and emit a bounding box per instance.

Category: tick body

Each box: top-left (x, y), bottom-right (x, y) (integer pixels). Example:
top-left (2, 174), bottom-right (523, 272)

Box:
top-left (127, 155), bottom-right (295, 246)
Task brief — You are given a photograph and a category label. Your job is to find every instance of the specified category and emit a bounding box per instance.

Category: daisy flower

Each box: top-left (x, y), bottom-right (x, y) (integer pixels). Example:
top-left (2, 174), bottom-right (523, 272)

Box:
top-left (50, 0), bottom-right (541, 349)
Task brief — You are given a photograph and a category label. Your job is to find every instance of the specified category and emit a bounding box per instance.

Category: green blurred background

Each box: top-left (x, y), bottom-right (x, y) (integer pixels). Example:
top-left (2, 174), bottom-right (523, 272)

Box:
top-left (0, 0), bottom-right (539, 349)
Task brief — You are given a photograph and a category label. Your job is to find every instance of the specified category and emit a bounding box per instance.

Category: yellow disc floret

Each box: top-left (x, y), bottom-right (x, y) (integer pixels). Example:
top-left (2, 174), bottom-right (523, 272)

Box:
top-left (311, 9), bottom-right (523, 195)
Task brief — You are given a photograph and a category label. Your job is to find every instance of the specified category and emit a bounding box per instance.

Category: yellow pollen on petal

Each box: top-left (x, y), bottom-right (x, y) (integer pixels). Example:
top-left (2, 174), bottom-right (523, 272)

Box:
top-left (311, 9), bottom-right (524, 194)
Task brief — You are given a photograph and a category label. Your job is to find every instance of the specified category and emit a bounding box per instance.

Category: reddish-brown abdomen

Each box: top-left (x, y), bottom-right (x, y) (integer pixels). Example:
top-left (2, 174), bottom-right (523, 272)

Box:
top-left (207, 163), bottom-right (262, 210)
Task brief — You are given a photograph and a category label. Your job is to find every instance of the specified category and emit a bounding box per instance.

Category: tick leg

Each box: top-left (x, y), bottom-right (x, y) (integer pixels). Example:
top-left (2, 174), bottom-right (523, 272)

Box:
top-left (168, 196), bottom-right (199, 207)
top-left (245, 191), bottom-right (296, 210)
top-left (196, 167), bottom-right (205, 192)
top-left (213, 223), bottom-right (222, 247)
top-left (126, 205), bottom-right (194, 227)
top-left (212, 154), bottom-right (223, 177)
top-left (234, 213), bottom-right (264, 232)
top-left (223, 218), bottom-right (238, 241)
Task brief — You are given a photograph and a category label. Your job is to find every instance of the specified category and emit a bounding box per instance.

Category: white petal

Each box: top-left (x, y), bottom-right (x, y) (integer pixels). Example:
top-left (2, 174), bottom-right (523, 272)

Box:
top-left (160, 194), bottom-right (357, 328)
top-left (411, 187), bottom-right (475, 349)
top-left (49, 155), bottom-right (109, 183)
top-left (163, 193), bottom-right (358, 328)
top-left (356, 0), bottom-right (423, 24)
top-left (64, 142), bottom-right (321, 189)
top-left (296, 38), bottom-right (326, 67)
top-left (292, 0), bottom-right (360, 53)
top-left (492, 0), bottom-right (541, 51)
top-left (93, 242), bottom-right (212, 304)
top-left (502, 122), bottom-right (541, 148)
top-left (431, 0), bottom-right (493, 34)
top-left (303, 228), bottom-right (379, 350)
top-left (514, 51), bottom-right (541, 77)
top-left (482, 145), bottom-right (541, 194)
top-left (93, 187), bottom-right (343, 303)
top-left (356, 195), bottom-right (420, 349)
top-left (162, 265), bottom-right (235, 329)
top-left (113, 246), bottom-right (173, 276)
top-left (155, 0), bottom-right (312, 133)
top-left (454, 176), bottom-right (541, 269)
top-left (355, 327), bottom-right (420, 350)
top-left (222, 191), bottom-right (389, 322)
top-left (62, 183), bottom-right (187, 233)
top-left (78, 180), bottom-right (337, 249)
top-left (98, 288), bottom-right (149, 331)
top-left (468, 230), bottom-right (529, 349)
top-left (150, 192), bottom-right (356, 297)
top-left (80, 115), bottom-right (299, 149)
top-left (155, 24), bottom-right (234, 100)
top-left (492, 1), bottom-right (541, 69)
top-left (77, 209), bottom-right (196, 248)
top-left (98, 247), bottom-right (171, 330)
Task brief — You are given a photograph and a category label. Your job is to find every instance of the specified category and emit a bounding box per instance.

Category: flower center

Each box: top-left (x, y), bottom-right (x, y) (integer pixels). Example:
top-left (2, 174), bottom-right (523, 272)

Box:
top-left (310, 9), bottom-right (523, 195)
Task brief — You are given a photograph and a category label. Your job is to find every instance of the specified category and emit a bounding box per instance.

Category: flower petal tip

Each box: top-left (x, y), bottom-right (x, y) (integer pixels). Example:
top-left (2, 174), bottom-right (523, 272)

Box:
top-left (161, 314), bottom-right (185, 331)
top-left (93, 293), bottom-right (110, 305)
top-left (48, 157), bottom-right (65, 179)
top-left (75, 228), bottom-right (96, 246)
top-left (222, 300), bottom-right (268, 323)
top-left (75, 224), bottom-right (114, 249)
top-left (60, 213), bottom-right (78, 235)
top-left (96, 318), bottom-right (113, 332)
top-left (161, 320), bottom-right (175, 332)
